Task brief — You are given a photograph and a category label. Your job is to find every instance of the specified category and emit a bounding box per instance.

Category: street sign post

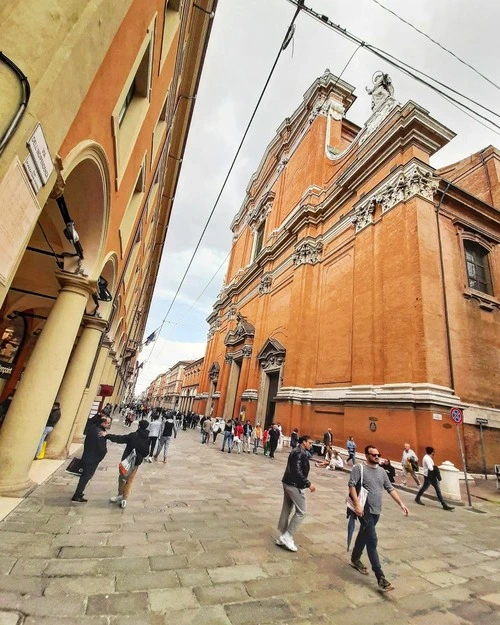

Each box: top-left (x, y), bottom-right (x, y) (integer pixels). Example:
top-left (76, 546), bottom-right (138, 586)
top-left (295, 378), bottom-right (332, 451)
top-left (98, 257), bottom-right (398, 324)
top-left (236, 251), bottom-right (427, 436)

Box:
top-left (450, 407), bottom-right (472, 506)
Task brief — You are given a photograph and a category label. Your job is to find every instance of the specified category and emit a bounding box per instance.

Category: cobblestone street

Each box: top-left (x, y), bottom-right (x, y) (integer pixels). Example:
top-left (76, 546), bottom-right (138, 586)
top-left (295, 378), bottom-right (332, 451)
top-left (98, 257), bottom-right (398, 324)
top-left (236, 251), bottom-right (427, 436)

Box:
top-left (0, 426), bottom-right (499, 625)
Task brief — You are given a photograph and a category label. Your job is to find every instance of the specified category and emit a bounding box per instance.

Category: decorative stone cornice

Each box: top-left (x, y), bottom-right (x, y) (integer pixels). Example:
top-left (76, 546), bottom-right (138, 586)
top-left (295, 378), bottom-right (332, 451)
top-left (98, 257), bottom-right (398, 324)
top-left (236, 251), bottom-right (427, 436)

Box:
top-left (377, 163), bottom-right (439, 213)
top-left (224, 313), bottom-right (255, 347)
top-left (352, 197), bottom-right (376, 233)
top-left (241, 389), bottom-right (258, 401)
top-left (292, 237), bottom-right (323, 267)
top-left (227, 305), bottom-right (237, 320)
top-left (259, 273), bottom-right (272, 296)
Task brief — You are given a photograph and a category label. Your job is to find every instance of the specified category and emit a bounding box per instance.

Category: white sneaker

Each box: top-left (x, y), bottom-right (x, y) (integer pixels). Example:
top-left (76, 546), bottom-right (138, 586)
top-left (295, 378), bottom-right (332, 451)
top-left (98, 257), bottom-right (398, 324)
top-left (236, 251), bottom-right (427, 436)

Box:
top-left (276, 535), bottom-right (285, 546)
top-left (281, 532), bottom-right (298, 552)
top-left (120, 499), bottom-right (127, 509)
top-left (109, 495), bottom-right (123, 504)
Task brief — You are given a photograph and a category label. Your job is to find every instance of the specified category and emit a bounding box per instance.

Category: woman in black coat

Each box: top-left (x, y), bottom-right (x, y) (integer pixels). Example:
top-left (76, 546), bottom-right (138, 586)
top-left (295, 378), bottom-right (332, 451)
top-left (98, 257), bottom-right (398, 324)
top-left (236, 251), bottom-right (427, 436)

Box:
top-left (105, 420), bottom-right (150, 509)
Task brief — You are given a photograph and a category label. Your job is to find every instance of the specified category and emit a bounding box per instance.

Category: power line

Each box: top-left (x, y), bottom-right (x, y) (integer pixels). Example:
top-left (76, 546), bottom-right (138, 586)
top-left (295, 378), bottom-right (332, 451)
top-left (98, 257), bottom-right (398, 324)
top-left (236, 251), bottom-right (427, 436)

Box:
top-left (369, 0), bottom-right (500, 92)
top-left (141, 4), bottom-right (304, 360)
top-left (284, 0), bottom-right (500, 132)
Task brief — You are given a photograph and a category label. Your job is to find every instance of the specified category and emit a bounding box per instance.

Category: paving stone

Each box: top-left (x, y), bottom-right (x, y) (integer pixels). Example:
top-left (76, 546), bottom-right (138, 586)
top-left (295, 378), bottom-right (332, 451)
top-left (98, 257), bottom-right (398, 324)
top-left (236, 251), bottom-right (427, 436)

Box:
top-left (188, 552), bottom-right (235, 569)
top-left (208, 564), bottom-right (267, 584)
top-left (87, 592), bottom-right (149, 615)
top-left (149, 587), bottom-right (199, 612)
top-left (25, 619), bottom-right (107, 625)
top-left (0, 575), bottom-right (44, 596)
top-left (21, 595), bottom-right (86, 617)
top-left (171, 540), bottom-right (204, 556)
top-left (412, 558), bottom-right (449, 573)
top-left (0, 594), bottom-right (21, 612)
top-left (0, 559), bottom-right (16, 575)
top-left (479, 593), bottom-right (500, 607)
top-left (421, 571), bottom-right (469, 587)
top-left (0, 611), bottom-right (22, 625)
top-left (44, 559), bottom-right (100, 577)
top-left (97, 557), bottom-right (151, 574)
top-left (194, 583), bottom-right (249, 605)
top-left (286, 589), bottom-right (353, 618)
top-left (177, 567), bottom-right (212, 587)
top-left (9, 558), bottom-right (48, 576)
top-left (409, 613), bottom-right (467, 625)
top-left (52, 534), bottom-right (110, 547)
top-left (43, 575), bottom-right (115, 595)
top-left (224, 598), bottom-right (295, 625)
top-left (116, 570), bottom-right (179, 592)
top-left (58, 546), bottom-right (123, 559)
top-left (150, 555), bottom-right (189, 571)
top-left (244, 576), bottom-right (309, 599)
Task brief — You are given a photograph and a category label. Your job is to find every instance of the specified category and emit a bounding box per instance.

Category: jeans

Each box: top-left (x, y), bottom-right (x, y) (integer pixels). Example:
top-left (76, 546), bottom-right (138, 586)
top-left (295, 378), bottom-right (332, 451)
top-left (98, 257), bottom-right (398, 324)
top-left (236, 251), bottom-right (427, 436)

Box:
top-left (221, 431), bottom-right (232, 452)
top-left (35, 426), bottom-right (53, 457)
top-left (347, 451), bottom-right (356, 465)
top-left (253, 438), bottom-right (261, 453)
top-left (416, 475), bottom-right (446, 506)
top-left (351, 512), bottom-right (383, 580)
top-left (155, 436), bottom-right (171, 459)
top-left (277, 483), bottom-right (307, 536)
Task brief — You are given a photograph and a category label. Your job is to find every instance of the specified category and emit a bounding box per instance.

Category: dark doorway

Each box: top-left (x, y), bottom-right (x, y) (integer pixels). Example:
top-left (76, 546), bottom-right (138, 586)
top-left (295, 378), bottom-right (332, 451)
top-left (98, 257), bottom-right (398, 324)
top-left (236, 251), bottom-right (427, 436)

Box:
top-left (264, 371), bottom-right (279, 430)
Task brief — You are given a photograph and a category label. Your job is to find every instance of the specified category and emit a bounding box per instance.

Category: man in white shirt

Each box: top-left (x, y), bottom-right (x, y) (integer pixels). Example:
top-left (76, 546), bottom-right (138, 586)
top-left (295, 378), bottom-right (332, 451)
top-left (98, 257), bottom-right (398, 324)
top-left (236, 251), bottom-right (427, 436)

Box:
top-left (401, 443), bottom-right (420, 486)
top-left (415, 447), bottom-right (454, 511)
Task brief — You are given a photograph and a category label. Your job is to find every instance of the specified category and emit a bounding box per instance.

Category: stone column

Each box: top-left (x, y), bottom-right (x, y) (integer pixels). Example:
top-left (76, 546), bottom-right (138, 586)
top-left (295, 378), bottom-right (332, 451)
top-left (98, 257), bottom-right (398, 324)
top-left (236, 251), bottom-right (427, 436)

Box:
top-left (45, 316), bottom-right (108, 459)
top-left (0, 272), bottom-right (95, 496)
top-left (72, 337), bottom-right (112, 442)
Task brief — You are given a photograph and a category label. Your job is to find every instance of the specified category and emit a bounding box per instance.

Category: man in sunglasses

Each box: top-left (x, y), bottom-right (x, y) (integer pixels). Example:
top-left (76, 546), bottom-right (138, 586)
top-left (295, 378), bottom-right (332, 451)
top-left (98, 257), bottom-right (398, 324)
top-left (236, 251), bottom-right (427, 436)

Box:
top-left (348, 444), bottom-right (409, 592)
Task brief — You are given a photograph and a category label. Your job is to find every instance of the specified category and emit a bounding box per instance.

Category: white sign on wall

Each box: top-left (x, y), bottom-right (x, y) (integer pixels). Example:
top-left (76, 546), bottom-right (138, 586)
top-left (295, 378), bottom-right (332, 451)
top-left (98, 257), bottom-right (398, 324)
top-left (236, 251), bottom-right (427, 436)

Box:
top-left (23, 154), bottom-right (43, 194)
top-left (27, 123), bottom-right (53, 185)
top-left (432, 413), bottom-right (443, 421)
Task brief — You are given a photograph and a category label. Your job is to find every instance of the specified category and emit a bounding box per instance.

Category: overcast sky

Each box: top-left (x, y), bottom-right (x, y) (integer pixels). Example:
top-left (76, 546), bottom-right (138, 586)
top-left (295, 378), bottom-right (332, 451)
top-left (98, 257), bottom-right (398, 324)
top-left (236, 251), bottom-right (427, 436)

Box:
top-left (135, 0), bottom-right (500, 394)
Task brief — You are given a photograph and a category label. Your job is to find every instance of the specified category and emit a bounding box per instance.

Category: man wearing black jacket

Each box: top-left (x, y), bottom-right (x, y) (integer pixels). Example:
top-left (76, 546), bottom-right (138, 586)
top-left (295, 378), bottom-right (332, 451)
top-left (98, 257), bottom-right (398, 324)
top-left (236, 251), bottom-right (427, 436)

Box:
top-left (71, 415), bottom-right (111, 503)
top-left (105, 420), bottom-right (150, 509)
top-left (276, 435), bottom-right (316, 552)
top-left (268, 423), bottom-right (280, 459)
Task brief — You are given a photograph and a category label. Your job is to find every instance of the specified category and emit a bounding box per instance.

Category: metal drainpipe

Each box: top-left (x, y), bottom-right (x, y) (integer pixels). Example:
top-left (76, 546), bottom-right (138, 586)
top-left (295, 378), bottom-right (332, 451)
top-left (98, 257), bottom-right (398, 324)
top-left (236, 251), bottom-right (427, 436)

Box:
top-left (435, 181), bottom-right (454, 390)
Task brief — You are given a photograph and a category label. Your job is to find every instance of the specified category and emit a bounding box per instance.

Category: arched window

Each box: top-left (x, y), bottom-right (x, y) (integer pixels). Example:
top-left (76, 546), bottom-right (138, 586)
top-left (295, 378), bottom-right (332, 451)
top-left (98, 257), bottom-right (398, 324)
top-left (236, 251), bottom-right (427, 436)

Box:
top-left (464, 240), bottom-right (492, 295)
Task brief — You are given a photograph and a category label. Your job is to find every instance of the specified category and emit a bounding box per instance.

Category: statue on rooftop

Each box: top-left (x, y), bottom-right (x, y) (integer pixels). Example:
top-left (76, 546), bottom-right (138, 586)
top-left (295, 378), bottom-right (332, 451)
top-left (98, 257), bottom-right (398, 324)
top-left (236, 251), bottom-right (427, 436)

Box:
top-left (366, 71), bottom-right (394, 111)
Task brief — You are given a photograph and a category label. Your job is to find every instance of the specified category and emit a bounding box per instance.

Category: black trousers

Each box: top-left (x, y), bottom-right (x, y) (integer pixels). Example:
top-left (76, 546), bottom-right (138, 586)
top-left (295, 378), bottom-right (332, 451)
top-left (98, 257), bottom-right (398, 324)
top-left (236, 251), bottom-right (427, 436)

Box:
top-left (74, 460), bottom-right (99, 497)
top-left (269, 440), bottom-right (278, 458)
top-left (149, 437), bottom-right (158, 456)
top-left (416, 475), bottom-right (446, 506)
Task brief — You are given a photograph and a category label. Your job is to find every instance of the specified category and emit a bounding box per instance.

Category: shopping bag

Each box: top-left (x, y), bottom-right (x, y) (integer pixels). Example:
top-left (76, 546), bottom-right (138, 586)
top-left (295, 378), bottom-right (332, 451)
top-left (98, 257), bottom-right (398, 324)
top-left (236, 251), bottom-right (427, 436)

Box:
top-left (36, 442), bottom-right (47, 460)
top-left (119, 449), bottom-right (137, 477)
top-left (66, 457), bottom-right (83, 476)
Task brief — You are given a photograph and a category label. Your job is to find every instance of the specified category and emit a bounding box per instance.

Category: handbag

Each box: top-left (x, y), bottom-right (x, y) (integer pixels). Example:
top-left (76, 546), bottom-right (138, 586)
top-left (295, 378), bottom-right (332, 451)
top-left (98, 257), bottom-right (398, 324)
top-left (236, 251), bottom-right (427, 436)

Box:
top-left (410, 458), bottom-right (419, 472)
top-left (119, 449), bottom-right (137, 478)
top-left (346, 464), bottom-right (368, 513)
top-left (66, 457), bottom-right (83, 476)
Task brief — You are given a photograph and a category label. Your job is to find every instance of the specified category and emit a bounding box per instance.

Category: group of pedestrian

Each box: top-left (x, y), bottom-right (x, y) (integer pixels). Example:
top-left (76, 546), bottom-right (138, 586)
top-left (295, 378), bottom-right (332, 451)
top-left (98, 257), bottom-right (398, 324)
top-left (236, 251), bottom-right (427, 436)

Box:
top-left (276, 437), bottom-right (455, 595)
top-left (213, 418), bottom-right (282, 458)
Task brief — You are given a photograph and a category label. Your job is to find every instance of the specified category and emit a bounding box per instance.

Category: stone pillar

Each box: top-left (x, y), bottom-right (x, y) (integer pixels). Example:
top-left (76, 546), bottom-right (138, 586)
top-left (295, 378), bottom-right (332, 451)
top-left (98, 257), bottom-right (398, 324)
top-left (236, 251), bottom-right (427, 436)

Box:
top-left (438, 461), bottom-right (462, 502)
top-left (71, 337), bottom-right (112, 441)
top-left (45, 316), bottom-right (108, 459)
top-left (0, 272), bottom-right (95, 496)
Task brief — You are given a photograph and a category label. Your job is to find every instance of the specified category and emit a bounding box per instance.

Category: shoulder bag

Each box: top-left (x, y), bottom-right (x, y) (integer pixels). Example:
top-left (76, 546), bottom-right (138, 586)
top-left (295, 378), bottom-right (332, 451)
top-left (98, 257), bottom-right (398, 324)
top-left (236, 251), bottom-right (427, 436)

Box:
top-left (346, 464), bottom-right (368, 513)
top-left (119, 448), bottom-right (137, 477)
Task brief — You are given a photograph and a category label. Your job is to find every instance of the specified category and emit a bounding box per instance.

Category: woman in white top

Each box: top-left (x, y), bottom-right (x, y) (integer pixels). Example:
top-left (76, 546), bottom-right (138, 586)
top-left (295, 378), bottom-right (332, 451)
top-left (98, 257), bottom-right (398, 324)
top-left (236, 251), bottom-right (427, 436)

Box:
top-left (415, 446), bottom-right (454, 510)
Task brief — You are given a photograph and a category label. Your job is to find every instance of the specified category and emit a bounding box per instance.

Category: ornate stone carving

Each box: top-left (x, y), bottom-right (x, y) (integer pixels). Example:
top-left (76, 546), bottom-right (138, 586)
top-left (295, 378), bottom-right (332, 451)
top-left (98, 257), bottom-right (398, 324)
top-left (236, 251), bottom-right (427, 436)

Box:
top-left (208, 362), bottom-right (220, 382)
top-left (366, 71), bottom-right (394, 111)
top-left (259, 273), bottom-right (272, 296)
top-left (292, 237), bottom-right (323, 267)
top-left (242, 345), bottom-right (253, 358)
top-left (376, 164), bottom-right (439, 213)
top-left (258, 337), bottom-right (286, 372)
top-left (224, 313), bottom-right (255, 346)
top-left (248, 191), bottom-right (275, 230)
top-left (224, 354), bottom-right (233, 364)
top-left (276, 156), bottom-right (289, 173)
top-left (227, 305), bottom-right (237, 320)
top-left (352, 197), bottom-right (376, 233)
top-left (309, 94), bottom-right (345, 125)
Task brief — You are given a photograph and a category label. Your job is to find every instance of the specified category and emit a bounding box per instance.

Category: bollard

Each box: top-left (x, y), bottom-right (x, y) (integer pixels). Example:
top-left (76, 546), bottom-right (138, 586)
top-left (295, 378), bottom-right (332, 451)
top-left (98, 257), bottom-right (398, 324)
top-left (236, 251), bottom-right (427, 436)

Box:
top-left (438, 461), bottom-right (462, 502)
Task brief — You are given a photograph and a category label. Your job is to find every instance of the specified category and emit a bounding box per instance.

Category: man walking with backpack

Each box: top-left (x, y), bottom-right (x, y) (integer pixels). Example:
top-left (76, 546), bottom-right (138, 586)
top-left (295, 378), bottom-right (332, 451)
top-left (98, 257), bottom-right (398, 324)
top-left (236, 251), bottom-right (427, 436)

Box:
top-left (348, 444), bottom-right (409, 592)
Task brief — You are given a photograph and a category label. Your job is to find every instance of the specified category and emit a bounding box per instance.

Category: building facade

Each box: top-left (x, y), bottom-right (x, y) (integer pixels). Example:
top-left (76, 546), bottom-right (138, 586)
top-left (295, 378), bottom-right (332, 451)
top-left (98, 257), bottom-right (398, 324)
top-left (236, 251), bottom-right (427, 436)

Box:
top-left (196, 71), bottom-right (500, 472)
top-left (180, 357), bottom-right (204, 413)
top-left (0, 0), bottom-right (216, 495)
